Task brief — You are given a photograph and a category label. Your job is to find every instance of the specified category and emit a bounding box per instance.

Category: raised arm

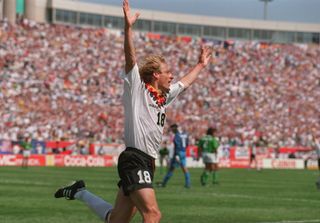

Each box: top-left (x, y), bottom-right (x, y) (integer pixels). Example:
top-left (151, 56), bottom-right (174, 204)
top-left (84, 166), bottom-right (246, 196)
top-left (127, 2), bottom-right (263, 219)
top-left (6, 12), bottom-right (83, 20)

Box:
top-left (179, 46), bottom-right (213, 88)
top-left (123, 0), bottom-right (140, 74)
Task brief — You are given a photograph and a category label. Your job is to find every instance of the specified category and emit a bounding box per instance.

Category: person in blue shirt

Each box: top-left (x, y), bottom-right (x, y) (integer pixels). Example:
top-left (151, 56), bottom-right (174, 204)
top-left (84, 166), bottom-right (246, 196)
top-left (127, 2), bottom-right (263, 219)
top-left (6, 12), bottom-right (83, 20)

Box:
top-left (160, 124), bottom-right (191, 188)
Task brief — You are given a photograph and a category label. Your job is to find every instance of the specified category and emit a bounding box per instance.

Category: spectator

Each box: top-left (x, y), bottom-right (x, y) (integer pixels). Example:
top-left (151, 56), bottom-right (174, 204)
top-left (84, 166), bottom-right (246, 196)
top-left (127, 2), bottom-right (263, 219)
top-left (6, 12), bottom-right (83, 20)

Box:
top-left (0, 19), bottom-right (319, 148)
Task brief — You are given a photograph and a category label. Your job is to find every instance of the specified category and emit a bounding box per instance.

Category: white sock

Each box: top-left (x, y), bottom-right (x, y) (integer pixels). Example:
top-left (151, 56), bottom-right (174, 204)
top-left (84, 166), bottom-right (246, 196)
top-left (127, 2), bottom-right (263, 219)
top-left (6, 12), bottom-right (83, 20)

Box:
top-left (75, 190), bottom-right (113, 221)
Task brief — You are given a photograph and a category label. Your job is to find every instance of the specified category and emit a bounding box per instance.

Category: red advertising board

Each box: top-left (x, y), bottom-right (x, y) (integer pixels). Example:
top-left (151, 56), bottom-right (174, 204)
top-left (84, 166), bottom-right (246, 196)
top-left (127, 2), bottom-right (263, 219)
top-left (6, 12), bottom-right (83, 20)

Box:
top-left (0, 155), bottom-right (46, 166)
top-left (0, 155), bottom-right (115, 167)
top-left (53, 155), bottom-right (115, 167)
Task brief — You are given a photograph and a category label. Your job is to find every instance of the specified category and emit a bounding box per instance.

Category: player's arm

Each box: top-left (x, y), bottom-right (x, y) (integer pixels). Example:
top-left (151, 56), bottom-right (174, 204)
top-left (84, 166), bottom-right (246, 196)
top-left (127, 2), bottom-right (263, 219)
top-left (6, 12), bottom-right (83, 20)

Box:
top-left (123, 0), bottom-right (140, 74)
top-left (179, 46), bottom-right (212, 88)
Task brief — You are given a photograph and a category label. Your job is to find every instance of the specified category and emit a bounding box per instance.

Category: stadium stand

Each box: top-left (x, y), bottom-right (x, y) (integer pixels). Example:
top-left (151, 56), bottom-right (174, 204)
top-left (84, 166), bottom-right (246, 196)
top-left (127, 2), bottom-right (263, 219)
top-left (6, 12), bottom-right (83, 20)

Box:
top-left (0, 18), bottom-right (319, 154)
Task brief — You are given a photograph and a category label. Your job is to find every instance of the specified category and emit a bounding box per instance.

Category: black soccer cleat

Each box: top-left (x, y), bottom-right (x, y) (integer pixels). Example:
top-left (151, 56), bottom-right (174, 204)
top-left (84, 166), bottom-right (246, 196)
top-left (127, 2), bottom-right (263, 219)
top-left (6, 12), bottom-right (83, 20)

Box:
top-left (54, 180), bottom-right (85, 200)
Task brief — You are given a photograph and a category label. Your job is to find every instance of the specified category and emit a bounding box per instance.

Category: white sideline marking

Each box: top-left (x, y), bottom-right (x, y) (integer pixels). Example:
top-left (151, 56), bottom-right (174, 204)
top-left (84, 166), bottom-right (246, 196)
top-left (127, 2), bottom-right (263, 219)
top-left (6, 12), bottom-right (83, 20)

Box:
top-left (259, 220), bottom-right (320, 223)
top-left (0, 179), bottom-right (51, 186)
top-left (207, 192), bottom-right (320, 204)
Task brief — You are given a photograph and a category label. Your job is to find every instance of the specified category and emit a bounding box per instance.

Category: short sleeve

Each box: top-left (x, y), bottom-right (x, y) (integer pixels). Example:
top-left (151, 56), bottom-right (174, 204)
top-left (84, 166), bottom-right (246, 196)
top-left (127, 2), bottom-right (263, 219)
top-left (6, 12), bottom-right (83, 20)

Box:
top-left (120, 64), bottom-right (142, 92)
top-left (166, 81), bottom-right (185, 106)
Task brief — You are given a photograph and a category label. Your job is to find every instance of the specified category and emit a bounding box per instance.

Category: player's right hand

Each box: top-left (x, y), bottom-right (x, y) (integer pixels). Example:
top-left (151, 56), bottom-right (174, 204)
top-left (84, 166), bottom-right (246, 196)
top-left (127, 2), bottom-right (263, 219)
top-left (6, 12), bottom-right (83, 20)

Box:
top-left (123, 0), bottom-right (140, 28)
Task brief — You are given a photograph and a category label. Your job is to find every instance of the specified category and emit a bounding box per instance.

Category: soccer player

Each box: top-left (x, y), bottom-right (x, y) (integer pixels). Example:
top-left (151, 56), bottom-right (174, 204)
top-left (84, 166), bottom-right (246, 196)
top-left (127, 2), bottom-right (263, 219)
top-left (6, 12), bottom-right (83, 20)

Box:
top-left (248, 140), bottom-right (258, 170)
top-left (160, 124), bottom-right (191, 188)
top-left (20, 136), bottom-right (32, 168)
top-left (249, 136), bottom-right (267, 170)
top-left (198, 127), bottom-right (220, 186)
top-left (54, 0), bottom-right (212, 222)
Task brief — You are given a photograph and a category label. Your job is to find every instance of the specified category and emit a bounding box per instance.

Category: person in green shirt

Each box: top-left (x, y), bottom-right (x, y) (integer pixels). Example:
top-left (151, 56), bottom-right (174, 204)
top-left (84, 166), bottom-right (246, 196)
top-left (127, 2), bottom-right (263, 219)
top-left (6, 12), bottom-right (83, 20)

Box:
top-left (20, 136), bottom-right (32, 168)
top-left (197, 127), bottom-right (220, 186)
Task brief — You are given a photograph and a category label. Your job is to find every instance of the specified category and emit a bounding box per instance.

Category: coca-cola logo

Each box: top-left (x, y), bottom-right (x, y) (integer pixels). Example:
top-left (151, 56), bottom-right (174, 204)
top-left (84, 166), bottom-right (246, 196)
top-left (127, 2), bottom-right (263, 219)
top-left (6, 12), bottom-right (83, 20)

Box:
top-left (64, 156), bottom-right (105, 167)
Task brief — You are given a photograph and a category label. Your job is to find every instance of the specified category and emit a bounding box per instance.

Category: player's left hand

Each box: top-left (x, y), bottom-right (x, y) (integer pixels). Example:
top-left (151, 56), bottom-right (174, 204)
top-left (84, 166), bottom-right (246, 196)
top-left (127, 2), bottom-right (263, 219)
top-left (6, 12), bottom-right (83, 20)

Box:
top-left (198, 46), bottom-right (213, 66)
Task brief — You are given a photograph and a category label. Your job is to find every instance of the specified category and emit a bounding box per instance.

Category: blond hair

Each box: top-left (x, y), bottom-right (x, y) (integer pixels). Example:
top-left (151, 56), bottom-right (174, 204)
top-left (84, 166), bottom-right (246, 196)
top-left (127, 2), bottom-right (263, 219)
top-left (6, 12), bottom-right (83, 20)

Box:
top-left (139, 55), bottom-right (166, 84)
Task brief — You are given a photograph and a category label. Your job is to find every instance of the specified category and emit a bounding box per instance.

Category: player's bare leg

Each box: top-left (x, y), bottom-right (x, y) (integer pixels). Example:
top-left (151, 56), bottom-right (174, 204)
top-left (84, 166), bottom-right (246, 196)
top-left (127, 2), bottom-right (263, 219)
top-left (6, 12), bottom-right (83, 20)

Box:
top-left (108, 188), bottom-right (137, 223)
top-left (129, 188), bottom-right (161, 223)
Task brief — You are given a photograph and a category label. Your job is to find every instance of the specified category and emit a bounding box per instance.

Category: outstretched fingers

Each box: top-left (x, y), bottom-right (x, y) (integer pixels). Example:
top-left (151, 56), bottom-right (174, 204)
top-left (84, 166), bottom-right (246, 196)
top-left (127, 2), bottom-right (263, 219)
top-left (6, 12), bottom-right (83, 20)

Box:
top-left (123, 0), bottom-right (128, 15)
top-left (200, 46), bottom-right (213, 66)
top-left (203, 46), bottom-right (213, 58)
top-left (123, 0), bottom-right (140, 27)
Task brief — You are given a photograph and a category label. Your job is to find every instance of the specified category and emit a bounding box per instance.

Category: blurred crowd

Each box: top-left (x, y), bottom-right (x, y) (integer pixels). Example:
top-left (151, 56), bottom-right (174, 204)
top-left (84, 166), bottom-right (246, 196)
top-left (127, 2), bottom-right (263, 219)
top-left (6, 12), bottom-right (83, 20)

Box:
top-left (0, 19), bottom-right (319, 150)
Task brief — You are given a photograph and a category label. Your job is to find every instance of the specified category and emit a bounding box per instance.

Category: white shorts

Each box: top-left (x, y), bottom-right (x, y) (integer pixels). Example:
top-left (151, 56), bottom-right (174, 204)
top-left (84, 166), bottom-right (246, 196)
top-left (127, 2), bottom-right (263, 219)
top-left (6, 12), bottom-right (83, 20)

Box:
top-left (23, 150), bottom-right (31, 157)
top-left (202, 152), bottom-right (218, 164)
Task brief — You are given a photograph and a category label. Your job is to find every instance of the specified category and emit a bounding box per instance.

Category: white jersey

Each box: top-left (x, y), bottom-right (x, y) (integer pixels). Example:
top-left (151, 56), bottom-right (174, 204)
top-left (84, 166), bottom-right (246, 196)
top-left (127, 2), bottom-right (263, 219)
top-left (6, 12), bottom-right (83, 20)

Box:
top-left (120, 64), bottom-right (185, 159)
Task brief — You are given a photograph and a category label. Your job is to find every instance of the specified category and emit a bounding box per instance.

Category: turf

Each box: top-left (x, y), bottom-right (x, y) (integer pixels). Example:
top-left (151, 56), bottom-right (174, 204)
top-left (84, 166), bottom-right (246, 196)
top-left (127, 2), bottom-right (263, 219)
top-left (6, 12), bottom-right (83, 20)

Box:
top-left (1, 166), bottom-right (320, 223)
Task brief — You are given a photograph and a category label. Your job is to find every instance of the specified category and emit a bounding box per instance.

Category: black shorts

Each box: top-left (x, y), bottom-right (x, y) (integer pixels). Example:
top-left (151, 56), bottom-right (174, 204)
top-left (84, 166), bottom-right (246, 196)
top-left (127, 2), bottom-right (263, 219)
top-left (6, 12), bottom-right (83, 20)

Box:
top-left (117, 147), bottom-right (155, 196)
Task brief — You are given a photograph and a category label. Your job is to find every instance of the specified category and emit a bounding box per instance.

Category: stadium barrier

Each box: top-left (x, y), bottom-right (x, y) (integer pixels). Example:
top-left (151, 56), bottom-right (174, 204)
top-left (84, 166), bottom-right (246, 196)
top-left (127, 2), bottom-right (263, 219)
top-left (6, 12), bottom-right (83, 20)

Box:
top-left (0, 154), bottom-right (308, 170)
top-left (0, 154), bottom-right (115, 167)
top-left (262, 158), bottom-right (304, 169)
top-left (0, 141), bottom-right (315, 169)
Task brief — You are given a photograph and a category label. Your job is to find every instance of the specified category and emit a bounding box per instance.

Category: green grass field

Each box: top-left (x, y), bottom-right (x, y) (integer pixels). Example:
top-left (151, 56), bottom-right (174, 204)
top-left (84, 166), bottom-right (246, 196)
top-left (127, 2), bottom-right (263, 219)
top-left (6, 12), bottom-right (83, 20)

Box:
top-left (1, 166), bottom-right (320, 223)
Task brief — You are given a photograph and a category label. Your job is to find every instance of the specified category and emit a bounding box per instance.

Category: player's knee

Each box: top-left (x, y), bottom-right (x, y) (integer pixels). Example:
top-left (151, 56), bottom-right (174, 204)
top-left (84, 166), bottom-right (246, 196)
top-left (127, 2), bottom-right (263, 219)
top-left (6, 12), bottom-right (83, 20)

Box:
top-left (152, 209), bottom-right (162, 222)
top-left (108, 209), bottom-right (131, 223)
top-left (143, 207), bottom-right (161, 223)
